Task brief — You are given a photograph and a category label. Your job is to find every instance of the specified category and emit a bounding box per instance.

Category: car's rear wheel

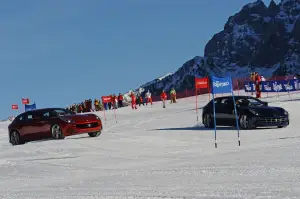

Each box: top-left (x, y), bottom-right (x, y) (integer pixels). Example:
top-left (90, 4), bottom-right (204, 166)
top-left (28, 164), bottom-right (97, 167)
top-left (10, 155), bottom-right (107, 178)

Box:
top-left (51, 124), bottom-right (65, 139)
top-left (88, 131), bottom-right (101, 137)
top-left (203, 113), bottom-right (213, 128)
top-left (239, 114), bottom-right (254, 130)
top-left (10, 130), bottom-right (25, 145)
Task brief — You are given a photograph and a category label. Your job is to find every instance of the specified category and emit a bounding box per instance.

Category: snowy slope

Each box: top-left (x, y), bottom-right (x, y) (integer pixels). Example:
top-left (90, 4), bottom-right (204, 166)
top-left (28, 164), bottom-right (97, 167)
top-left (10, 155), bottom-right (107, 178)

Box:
top-left (0, 91), bottom-right (300, 198)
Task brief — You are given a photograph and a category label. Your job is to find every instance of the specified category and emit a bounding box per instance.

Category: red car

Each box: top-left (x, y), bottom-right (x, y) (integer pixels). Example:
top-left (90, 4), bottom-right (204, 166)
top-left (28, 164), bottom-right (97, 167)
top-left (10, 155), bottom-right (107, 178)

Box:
top-left (8, 108), bottom-right (103, 145)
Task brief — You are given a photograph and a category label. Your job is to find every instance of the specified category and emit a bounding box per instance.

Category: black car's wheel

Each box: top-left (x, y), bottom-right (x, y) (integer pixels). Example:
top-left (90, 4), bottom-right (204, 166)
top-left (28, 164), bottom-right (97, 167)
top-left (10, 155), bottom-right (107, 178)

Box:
top-left (51, 124), bottom-right (65, 139)
top-left (88, 131), bottom-right (101, 137)
top-left (203, 113), bottom-right (214, 128)
top-left (239, 114), bottom-right (255, 130)
top-left (10, 130), bottom-right (25, 145)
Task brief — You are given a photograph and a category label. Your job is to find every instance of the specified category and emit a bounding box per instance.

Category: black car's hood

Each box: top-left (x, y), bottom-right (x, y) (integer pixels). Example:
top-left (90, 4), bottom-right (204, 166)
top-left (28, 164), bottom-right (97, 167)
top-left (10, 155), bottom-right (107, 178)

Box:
top-left (247, 106), bottom-right (287, 117)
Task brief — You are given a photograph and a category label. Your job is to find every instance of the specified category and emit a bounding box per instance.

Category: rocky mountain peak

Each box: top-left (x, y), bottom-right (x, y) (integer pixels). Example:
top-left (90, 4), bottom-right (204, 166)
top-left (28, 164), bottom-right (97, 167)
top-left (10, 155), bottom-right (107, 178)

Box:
top-left (204, 0), bottom-right (300, 76)
top-left (126, 0), bottom-right (300, 96)
top-left (268, 0), bottom-right (280, 15)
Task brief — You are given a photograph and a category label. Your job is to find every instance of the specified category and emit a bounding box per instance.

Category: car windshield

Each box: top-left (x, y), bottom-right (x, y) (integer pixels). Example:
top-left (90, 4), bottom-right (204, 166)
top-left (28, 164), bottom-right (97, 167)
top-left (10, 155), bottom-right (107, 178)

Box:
top-left (236, 98), bottom-right (264, 107)
top-left (52, 109), bottom-right (75, 116)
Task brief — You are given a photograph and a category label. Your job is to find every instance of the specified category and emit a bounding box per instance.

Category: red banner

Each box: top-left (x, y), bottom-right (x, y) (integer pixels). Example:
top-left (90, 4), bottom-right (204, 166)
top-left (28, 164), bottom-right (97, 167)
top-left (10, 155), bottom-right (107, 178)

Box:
top-left (195, 77), bottom-right (209, 89)
top-left (102, 96), bottom-right (112, 103)
top-left (22, 98), bottom-right (30, 104)
top-left (12, 104), bottom-right (18, 110)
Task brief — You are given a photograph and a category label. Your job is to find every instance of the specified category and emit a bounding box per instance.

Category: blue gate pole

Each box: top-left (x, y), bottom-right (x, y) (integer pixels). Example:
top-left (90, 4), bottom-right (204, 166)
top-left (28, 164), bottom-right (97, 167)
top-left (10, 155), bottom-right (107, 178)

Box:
top-left (212, 93), bottom-right (217, 148)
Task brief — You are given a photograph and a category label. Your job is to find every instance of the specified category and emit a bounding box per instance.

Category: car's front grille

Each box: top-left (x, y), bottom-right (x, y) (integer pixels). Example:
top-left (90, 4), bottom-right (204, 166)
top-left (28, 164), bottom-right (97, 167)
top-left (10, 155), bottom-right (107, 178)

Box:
top-left (257, 116), bottom-right (288, 125)
top-left (76, 122), bottom-right (99, 129)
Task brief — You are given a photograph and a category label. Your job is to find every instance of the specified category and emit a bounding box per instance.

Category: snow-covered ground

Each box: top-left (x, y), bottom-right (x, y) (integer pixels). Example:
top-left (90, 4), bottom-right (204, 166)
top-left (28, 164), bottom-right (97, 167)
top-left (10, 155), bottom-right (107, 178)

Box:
top-left (0, 91), bottom-right (300, 199)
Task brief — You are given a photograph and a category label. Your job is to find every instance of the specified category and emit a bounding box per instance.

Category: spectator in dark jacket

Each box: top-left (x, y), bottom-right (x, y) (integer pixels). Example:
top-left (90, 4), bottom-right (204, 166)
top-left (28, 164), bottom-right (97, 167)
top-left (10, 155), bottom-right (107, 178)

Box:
top-left (118, 93), bottom-right (124, 107)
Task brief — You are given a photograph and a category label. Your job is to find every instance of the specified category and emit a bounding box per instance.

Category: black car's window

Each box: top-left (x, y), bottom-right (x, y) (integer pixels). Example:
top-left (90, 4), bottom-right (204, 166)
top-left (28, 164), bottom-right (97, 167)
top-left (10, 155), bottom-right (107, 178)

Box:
top-left (236, 98), bottom-right (263, 106)
top-left (221, 98), bottom-right (233, 106)
top-left (42, 111), bottom-right (51, 118)
top-left (214, 99), bottom-right (222, 104)
top-left (26, 114), bottom-right (33, 120)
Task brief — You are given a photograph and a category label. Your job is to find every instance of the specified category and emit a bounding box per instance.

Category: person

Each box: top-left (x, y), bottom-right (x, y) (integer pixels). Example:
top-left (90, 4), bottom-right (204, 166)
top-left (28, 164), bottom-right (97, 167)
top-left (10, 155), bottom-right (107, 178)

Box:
top-left (108, 95), bottom-right (112, 109)
top-left (254, 72), bottom-right (261, 98)
top-left (160, 90), bottom-right (167, 108)
top-left (103, 102), bottom-right (108, 110)
top-left (138, 95), bottom-right (144, 106)
top-left (130, 92), bottom-right (137, 110)
top-left (250, 72), bottom-right (255, 95)
top-left (170, 88), bottom-right (176, 103)
top-left (94, 99), bottom-right (99, 111)
top-left (118, 93), bottom-right (124, 107)
top-left (112, 94), bottom-right (118, 109)
top-left (145, 90), bottom-right (152, 106)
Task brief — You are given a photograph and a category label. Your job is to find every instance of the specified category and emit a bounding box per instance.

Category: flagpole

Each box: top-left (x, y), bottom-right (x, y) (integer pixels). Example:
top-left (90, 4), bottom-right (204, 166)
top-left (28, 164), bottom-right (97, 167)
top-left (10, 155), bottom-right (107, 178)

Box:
top-left (212, 92), bottom-right (217, 148)
top-left (231, 90), bottom-right (240, 146)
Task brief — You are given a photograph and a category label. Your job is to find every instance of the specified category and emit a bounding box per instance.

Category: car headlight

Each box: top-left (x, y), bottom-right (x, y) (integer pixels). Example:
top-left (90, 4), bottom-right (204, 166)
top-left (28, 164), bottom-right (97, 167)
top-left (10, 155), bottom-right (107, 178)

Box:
top-left (61, 118), bottom-right (74, 123)
top-left (249, 109), bottom-right (259, 116)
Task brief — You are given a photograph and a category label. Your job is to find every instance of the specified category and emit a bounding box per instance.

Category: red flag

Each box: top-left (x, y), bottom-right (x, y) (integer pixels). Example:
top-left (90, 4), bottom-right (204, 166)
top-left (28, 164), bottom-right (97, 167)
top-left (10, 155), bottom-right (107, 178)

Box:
top-left (22, 98), bottom-right (30, 104)
top-left (12, 104), bottom-right (18, 110)
top-left (195, 77), bottom-right (209, 89)
top-left (102, 96), bottom-right (112, 103)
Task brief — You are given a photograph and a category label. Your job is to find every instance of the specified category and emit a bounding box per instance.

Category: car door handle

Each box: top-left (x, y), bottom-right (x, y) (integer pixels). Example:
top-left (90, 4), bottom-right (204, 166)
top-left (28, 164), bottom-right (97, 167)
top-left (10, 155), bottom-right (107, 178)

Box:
top-left (37, 121), bottom-right (46, 124)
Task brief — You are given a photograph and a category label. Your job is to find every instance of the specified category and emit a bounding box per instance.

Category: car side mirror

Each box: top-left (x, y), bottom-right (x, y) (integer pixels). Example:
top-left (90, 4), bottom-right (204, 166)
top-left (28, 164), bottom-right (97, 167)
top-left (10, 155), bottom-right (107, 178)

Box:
top-left (262, 101), bottom-right (268, 106)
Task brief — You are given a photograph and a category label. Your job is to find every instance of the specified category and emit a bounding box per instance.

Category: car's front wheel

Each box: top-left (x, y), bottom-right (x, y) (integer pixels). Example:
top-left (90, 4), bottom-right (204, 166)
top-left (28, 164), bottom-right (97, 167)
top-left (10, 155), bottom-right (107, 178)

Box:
top-left (239, 114), bottom-right (254, 130)
top-left (51, 124), bottom-right (65, 139)
top-left (10, 130), bottom-right (25, 145)
top-left (203, 113), bottom-right (213, 128)
top-left (88, 131), bottom-right (101, 137)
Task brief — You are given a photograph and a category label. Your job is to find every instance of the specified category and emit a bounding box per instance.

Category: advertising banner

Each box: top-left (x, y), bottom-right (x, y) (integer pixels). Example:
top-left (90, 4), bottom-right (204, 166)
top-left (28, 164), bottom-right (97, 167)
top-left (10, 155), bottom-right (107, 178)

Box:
top-left (195, 77), bottom-right (209, 89)
top-left (244, 79), bottom-right (300, 92)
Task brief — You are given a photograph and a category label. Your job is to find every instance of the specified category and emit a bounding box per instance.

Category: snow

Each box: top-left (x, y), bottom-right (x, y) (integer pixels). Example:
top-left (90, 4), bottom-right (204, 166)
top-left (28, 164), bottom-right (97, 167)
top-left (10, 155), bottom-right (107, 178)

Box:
top-left (246, 1), bottom-right (262, 9)
top-left (263, 17), bottom-right (271, 23)
top-left (1, 91), bottom-right (300, 198)
top-left (157, 73), bottom-right (173, 81)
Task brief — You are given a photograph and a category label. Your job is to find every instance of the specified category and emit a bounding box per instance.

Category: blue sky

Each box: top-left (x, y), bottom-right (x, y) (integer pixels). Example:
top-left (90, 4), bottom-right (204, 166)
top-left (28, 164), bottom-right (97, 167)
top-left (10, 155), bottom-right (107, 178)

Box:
top-left (0, 0), bottom-right (278, 119)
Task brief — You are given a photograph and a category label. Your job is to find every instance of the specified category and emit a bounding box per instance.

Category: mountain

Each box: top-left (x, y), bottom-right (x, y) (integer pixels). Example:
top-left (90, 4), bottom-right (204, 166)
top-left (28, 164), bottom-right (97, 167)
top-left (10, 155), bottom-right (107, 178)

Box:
top-left (205, 0), bottom-right (300, 76)
top-left (125, 0), bottom-right (300, 99)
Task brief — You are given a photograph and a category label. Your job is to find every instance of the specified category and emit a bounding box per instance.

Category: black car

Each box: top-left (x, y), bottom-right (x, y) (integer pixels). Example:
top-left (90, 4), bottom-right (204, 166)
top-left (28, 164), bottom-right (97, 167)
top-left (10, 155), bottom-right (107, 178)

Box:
top-left (202, 96), bottom-right (289, 129)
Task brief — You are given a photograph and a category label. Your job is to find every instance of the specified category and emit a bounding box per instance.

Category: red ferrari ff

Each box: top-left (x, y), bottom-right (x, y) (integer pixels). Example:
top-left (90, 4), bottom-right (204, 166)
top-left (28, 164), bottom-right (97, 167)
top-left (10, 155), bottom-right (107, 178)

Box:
top-left (8, 108), bottom-right (103, 145)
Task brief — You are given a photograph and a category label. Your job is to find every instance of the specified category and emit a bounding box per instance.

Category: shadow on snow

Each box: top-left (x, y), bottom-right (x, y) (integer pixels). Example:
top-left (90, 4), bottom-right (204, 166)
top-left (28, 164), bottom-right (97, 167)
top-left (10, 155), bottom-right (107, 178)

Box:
top-left (152, 126), bottom-right (237, 131)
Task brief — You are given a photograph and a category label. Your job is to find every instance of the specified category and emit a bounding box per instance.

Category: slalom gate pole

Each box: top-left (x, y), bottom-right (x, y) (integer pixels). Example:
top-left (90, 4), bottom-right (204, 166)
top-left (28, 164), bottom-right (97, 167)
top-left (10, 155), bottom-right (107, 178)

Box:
top-left (232, 92), bottom-right (241, 146)
top-left (212, 93), bottom-right (217, 148)
top-left (208, 78), bottom-right (211, 101)
top-left (196, 88), bottom-right (198, 121)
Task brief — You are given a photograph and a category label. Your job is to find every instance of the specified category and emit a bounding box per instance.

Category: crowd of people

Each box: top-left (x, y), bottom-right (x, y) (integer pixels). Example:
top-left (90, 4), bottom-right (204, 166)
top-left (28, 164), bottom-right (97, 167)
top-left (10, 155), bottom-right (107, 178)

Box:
top-left (65, 72), bottom-right (300, 114)
top-left (66, 88), bottom-right (178, 113)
